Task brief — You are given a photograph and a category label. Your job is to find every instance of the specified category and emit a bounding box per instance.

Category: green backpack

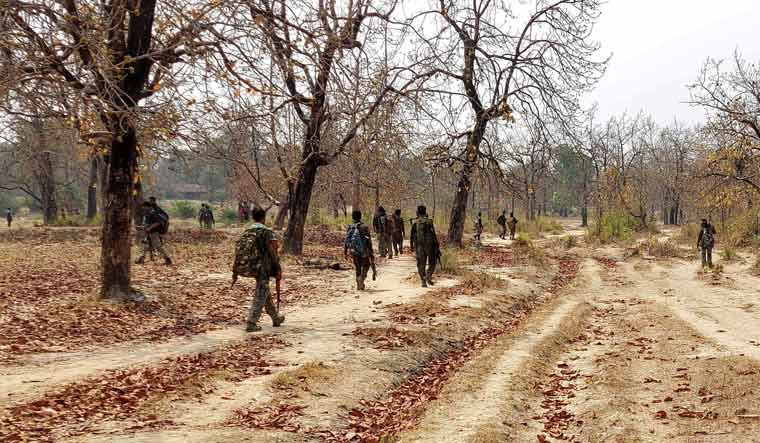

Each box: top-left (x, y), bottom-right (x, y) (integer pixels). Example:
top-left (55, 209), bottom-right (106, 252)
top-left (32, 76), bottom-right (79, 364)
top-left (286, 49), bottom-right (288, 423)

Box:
top-left (232, 226), bottom-right (270, 280)
top-left (415, 217), bottom-right (437, 249)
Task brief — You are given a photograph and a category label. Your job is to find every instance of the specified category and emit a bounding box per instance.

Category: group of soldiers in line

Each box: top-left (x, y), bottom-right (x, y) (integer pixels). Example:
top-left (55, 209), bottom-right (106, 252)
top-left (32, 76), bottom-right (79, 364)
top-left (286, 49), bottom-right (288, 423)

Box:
top-left (346, 205), bottom-right (440, 290)
top-left (473, 210), bottom-right (519, 243)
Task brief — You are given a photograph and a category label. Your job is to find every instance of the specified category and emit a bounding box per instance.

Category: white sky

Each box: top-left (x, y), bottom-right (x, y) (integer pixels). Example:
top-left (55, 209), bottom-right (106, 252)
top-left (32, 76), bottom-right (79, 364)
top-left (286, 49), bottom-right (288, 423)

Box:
top-left (586, 0), bottom-right (760, 124)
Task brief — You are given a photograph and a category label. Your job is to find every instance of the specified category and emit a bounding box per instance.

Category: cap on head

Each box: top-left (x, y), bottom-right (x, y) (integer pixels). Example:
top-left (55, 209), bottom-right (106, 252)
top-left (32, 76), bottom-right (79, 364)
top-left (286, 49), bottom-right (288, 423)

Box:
top-left (352, 209), bottom-right (362, 222)
top-left (417, 205), bottom-right (427, 216)
top-left (394, 209), bottom-right (401, 216)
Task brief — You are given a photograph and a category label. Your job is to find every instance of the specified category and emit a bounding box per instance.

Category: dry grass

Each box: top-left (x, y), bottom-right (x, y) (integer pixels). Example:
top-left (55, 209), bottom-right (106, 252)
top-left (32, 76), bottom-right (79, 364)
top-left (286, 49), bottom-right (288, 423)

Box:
top-left (439, 248), bottom-right (463, 275)
top-left (471, 425), bottom-right (506, 442)
top-left (675, 223), bottom-right (700, 244)
top-left (643, 236), bottom-right (682, 258)
top-left (271, 361), bottom-right (336, 391)
top-left (512, 233), bottom-right (547, 266)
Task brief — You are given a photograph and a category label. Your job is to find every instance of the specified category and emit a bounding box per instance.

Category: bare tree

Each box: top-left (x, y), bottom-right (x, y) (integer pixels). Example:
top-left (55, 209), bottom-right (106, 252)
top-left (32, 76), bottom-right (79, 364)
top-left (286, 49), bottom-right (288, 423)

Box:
top-left (0, 0), bottom-right (222, 299)
top-left (408, 0), bottom-right (606, 247)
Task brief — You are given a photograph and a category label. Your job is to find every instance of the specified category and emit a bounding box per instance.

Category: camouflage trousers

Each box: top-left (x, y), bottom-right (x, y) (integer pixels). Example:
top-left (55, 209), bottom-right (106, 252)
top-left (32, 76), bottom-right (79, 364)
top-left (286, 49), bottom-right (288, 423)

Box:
top-left (701, 247), bottom-right (713, 268)
top-left (353, 255), bottom-right (371, 290)
top-left (416, 248), bottom-right (437, 284)
top-left (378, 233), bottom-right (392, 258)
top-left (138, 232), bottom-right (170, 261)
top-left (247, 278), bottom-right (280, 326)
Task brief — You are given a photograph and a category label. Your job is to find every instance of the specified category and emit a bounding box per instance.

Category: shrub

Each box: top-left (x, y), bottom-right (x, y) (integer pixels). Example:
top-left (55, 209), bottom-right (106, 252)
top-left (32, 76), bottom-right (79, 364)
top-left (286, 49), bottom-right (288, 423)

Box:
top-left (518, 216), bottom-right (564, 237)
top-left (512, 232), bottom-right (546, 266)
top-left (221, 208), bottom-right (239, 225)
top-left (564, 235), bottom-right (578, 249)
top-left (169, 200), bottom-right (199, 219)
top-left (587, 212), bottom-right (637, 243)
top-left (720, 245), bottom-right (738, 262)
top-left (439, 248), bottom-right (462, 275)
top-left (676, 223), bottom-right (701, 245)
top-left (644, 236), bottom-right (681, 258)
top-left (722, 211), bottom-right (759, 247)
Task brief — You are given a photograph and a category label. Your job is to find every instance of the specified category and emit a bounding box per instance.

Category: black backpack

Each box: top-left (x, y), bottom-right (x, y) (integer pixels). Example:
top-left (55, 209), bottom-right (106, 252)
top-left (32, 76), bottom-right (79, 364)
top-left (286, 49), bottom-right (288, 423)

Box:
top-left (155, 206), bottom-right (170, 235)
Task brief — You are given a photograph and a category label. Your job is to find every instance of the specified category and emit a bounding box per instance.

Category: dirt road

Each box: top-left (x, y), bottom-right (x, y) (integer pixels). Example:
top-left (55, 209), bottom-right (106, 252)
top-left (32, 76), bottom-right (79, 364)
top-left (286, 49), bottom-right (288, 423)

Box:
top-left (4, 224), bottom-right (760, 442)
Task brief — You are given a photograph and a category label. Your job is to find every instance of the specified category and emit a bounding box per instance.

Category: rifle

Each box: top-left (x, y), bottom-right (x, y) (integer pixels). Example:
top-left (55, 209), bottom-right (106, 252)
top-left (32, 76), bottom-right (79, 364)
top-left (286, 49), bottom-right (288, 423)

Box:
top-left (276, 276), bottom-right (282, 310)
top-left (371, 258), bottom-right (377, 281)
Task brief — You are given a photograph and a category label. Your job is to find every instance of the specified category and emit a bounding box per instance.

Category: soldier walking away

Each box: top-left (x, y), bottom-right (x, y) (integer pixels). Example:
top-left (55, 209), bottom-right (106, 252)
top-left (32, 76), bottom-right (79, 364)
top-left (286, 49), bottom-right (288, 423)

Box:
top-left (474, 212), bottom-right (484, 243)
top-left (507, 212), bottom-right (519, 240)
top-left (205, 204), bottom-right (215, 229)
top-left (135, 199), bottom-right (173, 265)
top-left (232, 206), bottom-right (285, 332)
top-left (384, 207), bottom-right (394, 259)
top-left (697, 218), bottom-right (716, 268)
top-left (344, 210), bottom-right (376, 290)
top-left (199, 203), bottom-right (215, 229)
top-left (390, 208), bottom-right (405, 255)
top-left (5, 208), bottom-right (12, 228)
top-left (199, 204), bottom-right (207, 228)
top-left (373, 206), bottom-right (391, 258)
top-left (497, 210), bottom-right (507, 239)
top-left (411, 205), bottom-right (440, 287)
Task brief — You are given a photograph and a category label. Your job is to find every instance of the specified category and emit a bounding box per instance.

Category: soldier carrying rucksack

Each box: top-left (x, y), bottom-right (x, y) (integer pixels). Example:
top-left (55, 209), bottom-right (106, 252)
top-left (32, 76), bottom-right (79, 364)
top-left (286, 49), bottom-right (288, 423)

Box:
top-left (135, 199), bottom-right (172, 266)
top-left (697, 218), bottom-right (716, 268)
top-left (410, 205), bottom-right (440, 287)
top-left (373, 206), bottom-right (391, 258)
top-left (232, 206), bottom-right (285, 332)
top-left (345, 209), bottom-right (376, 290)
top-left (497, 210), bottom-right (507, 240)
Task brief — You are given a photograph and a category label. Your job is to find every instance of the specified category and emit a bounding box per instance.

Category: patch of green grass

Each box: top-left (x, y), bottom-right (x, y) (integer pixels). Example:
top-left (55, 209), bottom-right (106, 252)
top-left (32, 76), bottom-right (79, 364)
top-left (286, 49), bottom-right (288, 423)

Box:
top-left (587, 212), bottom-right (637, 244)
top-left (169, 200), bottom-right (199, 219)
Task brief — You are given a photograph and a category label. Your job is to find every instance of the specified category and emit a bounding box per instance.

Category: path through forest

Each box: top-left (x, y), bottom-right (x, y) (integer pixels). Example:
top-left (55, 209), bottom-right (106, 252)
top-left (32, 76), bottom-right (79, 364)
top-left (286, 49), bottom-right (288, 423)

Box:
top-left (5, 223), bottom-right (760, 442)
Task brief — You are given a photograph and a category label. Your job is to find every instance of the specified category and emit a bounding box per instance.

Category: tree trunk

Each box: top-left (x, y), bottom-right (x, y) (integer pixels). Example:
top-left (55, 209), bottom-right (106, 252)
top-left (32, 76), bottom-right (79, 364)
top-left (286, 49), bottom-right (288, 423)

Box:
top-left (282, 156), bottom-right (319, 255)
top-left (447, 118), bottom-right (487, 247)
top-left (98, 155), bottom-right (109, 216)
top-left (100, 126), bottom-right (139, 299)
top-left (132, 176), bottom-right (144, 226)
top-left (581, 206), bottom-right (588, 227)
top-left (87, 155), bottom-right (98, 219)
top-left (33, 151), bottom-right (58, 224)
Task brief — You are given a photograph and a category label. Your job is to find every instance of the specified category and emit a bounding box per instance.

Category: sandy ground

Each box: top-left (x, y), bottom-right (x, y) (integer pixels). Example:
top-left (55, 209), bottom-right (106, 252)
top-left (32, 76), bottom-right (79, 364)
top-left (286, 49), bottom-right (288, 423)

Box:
top-left (6, 221), bottom-right (760, 442)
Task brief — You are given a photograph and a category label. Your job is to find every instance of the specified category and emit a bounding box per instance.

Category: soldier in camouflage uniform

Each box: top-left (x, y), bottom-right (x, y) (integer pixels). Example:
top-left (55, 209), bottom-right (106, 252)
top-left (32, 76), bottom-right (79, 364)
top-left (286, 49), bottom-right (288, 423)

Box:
top-left (344, 210), bottom-right (375, 290)
top-left (697, 218), bottom-right (716, 268)
top-left (410, 205), bottom-right (440, 287)
top-left (246, 206), bottom-right (285, 332)
top-left (497, 210), bottom-right (507, 240)
top-left (474, 212), bottom-right (484, 243)
top-left (135, 200), bottom-right (172, 266)
top-left (390, 208), bottom-right (405, 255)
top-left (373, 206), bottom-right (391, 258)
